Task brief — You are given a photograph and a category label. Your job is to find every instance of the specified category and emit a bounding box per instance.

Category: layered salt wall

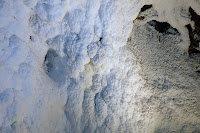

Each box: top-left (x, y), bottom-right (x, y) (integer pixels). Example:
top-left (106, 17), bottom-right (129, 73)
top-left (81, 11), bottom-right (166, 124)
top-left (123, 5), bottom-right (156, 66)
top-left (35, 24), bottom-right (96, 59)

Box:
top-left (0, 0), bottom-right (200, 132)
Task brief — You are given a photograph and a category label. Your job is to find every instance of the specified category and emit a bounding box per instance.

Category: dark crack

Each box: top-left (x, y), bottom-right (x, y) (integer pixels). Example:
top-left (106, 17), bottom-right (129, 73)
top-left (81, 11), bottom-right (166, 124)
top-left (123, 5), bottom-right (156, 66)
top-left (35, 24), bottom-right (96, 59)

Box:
top-left (185, 7), bottom-right (200, 55)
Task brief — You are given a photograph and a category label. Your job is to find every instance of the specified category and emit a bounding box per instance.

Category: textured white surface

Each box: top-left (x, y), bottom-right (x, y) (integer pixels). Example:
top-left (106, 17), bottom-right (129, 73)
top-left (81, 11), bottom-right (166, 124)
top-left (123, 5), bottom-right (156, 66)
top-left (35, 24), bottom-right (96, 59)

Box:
top-left (0, 0), bottom-right (200, 132)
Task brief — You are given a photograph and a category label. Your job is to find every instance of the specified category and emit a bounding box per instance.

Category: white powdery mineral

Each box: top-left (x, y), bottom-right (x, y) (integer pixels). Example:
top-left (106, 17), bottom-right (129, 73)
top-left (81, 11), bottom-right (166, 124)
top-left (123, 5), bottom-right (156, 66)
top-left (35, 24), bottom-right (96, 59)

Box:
top-left (0, 0), bottom-right (200, 132)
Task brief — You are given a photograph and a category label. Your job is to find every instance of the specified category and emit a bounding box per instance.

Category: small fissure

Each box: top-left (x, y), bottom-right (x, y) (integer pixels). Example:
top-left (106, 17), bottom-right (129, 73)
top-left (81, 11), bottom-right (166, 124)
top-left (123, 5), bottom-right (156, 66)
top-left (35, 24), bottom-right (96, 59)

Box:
top-left (99, 37), bottom-right (103, 43)
top-left (29, 36), bottom-right (34, 42)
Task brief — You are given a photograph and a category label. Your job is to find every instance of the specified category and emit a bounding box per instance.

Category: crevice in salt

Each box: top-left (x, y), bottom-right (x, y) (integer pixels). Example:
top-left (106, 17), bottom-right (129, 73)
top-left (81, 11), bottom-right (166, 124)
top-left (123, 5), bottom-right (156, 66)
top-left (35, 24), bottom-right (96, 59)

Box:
top-left (141, 5), bottom-right (153, 12)
top-left (43, 49), bottom-right (66, 85)
top-left (148, 20), bottom-right (179, 34)
top-left (185, 7), bottom-right (200, 55)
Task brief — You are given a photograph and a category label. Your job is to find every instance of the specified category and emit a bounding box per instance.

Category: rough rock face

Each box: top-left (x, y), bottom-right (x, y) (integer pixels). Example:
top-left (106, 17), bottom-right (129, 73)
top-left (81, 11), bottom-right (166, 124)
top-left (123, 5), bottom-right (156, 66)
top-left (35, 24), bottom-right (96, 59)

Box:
top-left (128, 5), bottom-right (200, 132)
top-left (0, 0), bottom-right (200, 133)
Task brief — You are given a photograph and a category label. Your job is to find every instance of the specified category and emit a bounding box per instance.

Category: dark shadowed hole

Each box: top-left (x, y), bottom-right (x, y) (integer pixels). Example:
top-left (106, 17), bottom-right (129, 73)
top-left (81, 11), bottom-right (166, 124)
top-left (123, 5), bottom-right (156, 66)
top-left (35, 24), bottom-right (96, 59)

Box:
top-left (44, 49), bottom-right (58, 72)
top-left (148, 20), bottom-right (179, 34)
top-left (141, 5), bottom-right (152, 12)
top-left (43, 49), bottom-right (66, 85)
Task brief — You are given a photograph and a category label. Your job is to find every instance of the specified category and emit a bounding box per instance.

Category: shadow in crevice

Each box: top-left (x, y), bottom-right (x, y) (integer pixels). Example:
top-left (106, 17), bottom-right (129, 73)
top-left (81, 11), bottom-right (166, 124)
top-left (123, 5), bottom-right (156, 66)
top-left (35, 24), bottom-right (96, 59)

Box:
top-left (43, 49), bottom-right (67, 85)
top-left (148, 20), bottom-right (179, 35)
top-left (185, 7), bottom-right (200, 55)
top-left (141, 5), bottom-right (152, 12)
